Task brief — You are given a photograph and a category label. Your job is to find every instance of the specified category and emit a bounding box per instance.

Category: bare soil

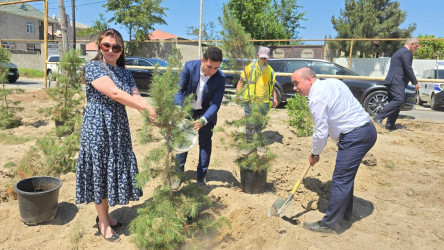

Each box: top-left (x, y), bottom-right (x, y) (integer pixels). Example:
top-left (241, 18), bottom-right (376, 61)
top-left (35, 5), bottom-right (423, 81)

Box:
top-left (0, 89), bottom-right (443, 249)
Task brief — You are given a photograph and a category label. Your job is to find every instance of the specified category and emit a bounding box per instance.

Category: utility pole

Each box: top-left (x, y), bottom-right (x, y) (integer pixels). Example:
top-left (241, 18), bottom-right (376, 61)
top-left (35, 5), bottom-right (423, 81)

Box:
top-left (198, 0), bottom-right (203, 58)
top-left (58, 0), bottom-right (69, 53)
top-left (71, 0), bottom-right (76, 49)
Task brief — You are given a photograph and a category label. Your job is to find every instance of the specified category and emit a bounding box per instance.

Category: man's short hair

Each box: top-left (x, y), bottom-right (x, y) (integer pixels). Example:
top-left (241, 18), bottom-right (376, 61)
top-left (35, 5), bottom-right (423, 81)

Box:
top-left (405, 37), bottom-right (418, 45)
top-left (300, 67), bottom-right (317, 79)
top-left (203, 47), bottom-right (223, 62)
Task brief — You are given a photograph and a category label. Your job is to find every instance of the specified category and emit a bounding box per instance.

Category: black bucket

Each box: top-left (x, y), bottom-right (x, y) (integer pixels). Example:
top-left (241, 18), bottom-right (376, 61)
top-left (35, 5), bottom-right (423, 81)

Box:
top-left (240, 169), bottom-right (267, 194)
top-left (14, 176), bottom-right (63, 225)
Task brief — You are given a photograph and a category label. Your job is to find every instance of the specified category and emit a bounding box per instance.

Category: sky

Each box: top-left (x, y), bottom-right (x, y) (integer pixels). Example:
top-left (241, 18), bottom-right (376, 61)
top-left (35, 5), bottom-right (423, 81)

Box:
top-left (28, 0), bottom-right (444, 44)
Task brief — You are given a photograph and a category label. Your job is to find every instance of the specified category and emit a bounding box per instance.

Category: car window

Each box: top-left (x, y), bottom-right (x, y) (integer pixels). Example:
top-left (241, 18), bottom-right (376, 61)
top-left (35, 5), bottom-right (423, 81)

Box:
top-left (148, 58), bottom-right (168, 67)
top-left (125, 58), bottom-right (135, 66)
top-left (312, 62), bottom-right (341, 75)
top-left (138, 59), bottom-right (153, 67)
top-left (48, 56), bottom-right (60, 62)
top-left (268, 61), bottom-right (286, 72)
top-left (282, 61), bottom-right (309, 73)
top-left (437, 69), bottom-right (444, 79)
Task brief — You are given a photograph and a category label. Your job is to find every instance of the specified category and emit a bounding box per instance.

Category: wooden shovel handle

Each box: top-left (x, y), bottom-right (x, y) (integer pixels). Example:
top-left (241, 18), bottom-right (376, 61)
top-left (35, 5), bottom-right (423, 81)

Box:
top-left (290, 165), bottom-right (312, 195)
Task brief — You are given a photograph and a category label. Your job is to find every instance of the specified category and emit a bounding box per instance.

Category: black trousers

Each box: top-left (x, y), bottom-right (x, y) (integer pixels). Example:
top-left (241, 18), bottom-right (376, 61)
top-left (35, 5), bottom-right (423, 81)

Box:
top-left (375, 83), bottom-right (405, 128)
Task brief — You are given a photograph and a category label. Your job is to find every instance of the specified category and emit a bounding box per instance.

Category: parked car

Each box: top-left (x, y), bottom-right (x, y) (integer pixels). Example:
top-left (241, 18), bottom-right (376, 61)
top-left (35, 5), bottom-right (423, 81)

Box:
top-left (125, 57), bottom-right (168, 94)
top-left (416, 64), bottom-right (444, 110)
top-left (1, 62), bottom-right (20, 83)
top-left (223, 58), bottom-right (416, 116)
top-left (46, 55), bottom-right (86, 85)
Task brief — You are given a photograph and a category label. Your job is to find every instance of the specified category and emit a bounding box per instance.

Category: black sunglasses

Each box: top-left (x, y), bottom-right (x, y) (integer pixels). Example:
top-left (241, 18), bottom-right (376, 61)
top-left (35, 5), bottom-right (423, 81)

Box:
top-left (101, 42), bottom-right (123, 53)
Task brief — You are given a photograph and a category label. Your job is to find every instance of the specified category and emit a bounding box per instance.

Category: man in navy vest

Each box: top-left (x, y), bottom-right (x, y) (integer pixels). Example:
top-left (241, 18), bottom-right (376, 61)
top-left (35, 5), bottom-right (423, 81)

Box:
top-left (373, 38), bottom-right (420, 130)
top-left (174, 47), bottom-right (225, 187)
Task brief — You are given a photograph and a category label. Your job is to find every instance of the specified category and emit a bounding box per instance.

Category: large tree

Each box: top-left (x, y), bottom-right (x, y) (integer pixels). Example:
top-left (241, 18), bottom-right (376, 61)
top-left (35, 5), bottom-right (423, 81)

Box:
top-left (330, 0), bottom-right (416, 57)
top-left (225, 0), bottom-right (305, 44)
top-left (104, 0), bottom-right (167, 41)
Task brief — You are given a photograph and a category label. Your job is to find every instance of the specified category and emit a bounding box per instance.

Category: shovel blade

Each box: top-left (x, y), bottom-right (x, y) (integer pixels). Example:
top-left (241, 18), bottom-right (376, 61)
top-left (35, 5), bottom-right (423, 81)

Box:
top-left (268, 198), bottom-right (285, 217)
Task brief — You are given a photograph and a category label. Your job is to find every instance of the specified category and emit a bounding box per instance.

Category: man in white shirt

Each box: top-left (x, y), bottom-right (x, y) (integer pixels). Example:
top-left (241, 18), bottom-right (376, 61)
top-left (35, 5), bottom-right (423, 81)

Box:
top-left (291, 68), bottom-right (377, 234)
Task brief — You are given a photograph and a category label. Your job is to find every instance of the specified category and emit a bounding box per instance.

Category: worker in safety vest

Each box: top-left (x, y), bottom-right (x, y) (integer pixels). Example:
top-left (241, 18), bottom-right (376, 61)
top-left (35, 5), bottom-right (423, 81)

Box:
top-left (237, 46), bottom-right (277, 140)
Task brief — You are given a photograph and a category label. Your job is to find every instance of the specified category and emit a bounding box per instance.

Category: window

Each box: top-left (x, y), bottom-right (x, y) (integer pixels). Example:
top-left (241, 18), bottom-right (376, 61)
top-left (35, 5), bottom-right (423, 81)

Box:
top-left (312, 62), bottom-right (339, 75)
top-left (48, 56), bottom-right (60, 62)
top-left (138, 59), bottom-right (153, 67)
top-left (1, 41), bottom-right (16, 49)
top-left (26, 21), bottom-right (33, 33)
top-left (125, 59), bottom-right (135, 65)
top-left (437, 69), bottom-right (444, 79)
top-left (283, 61), bottom-right (309, 73)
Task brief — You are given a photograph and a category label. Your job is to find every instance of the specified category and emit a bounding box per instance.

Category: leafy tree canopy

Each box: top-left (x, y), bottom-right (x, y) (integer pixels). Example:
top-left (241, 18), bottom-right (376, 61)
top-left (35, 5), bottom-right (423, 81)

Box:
top-left (330, 0), bottom-right (416, 57)
top-left (186, 22), bottom-right (220, 45)
top-left (76, 13), bottom-right (108, 40)
top-left (225, 0), bottom-right (305, 44)
top-left (415, 35), bottom-right (444, 60)
top-left (104, 0), bottom-right (167, 41)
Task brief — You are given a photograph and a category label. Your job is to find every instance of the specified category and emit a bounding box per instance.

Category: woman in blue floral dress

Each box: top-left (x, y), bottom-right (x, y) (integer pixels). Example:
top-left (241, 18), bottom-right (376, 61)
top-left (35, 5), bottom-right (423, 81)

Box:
top-left (76, 28), bottom-right (156, 242)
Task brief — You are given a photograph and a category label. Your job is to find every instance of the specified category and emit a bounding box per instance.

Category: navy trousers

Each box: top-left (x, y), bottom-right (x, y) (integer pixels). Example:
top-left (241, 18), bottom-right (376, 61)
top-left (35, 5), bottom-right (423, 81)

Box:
top-left (374, 83), bottom-right (405, 128)
top-left (321, 122), bottom-right (377, 230)
top-left (176, 109), bottom-right (214, 179)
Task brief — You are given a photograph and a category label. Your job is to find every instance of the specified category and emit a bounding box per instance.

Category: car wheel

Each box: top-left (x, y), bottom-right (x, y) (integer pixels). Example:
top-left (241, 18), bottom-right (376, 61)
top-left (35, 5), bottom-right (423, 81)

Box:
top-left (416, 91), bottom-right (423, 106)
top-left (274, 86), bottom-right (282, 107)
top-left (363, 90), bottom-right (388, 116)
top-left (47, 70), bottom-right (52, 87)
top-left (430, 94), bottom-right (439, 110)
top-left (8, 76), bottom-right (18, 83)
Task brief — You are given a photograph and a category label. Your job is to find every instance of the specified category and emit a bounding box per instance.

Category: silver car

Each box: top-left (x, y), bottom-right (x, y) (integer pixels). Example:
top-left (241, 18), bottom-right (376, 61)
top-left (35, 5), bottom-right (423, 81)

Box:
top-left (417, 64), bottom-right (444, 110)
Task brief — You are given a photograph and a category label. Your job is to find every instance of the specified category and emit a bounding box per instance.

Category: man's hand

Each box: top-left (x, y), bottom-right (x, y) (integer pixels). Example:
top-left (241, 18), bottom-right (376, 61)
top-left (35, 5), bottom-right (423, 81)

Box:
top-left (414, 83), bottom-right (419, 92)
top-left (272, 99), bottom-right (278, 108)
top-left (193, 119), bottom-right (204, 131)
top-left (309, 153), bottom-right (320, 166)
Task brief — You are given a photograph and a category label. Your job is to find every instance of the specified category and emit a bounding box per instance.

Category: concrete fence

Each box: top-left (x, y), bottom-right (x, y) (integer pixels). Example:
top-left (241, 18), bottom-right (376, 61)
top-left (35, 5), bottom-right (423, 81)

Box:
top-left (334, 57), bottom-right (444, 78)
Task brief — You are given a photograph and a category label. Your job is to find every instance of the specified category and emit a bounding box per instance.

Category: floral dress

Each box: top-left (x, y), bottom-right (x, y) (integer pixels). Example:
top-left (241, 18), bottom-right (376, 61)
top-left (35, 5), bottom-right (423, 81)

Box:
top-left (75, 60), bottom-right (142, 206)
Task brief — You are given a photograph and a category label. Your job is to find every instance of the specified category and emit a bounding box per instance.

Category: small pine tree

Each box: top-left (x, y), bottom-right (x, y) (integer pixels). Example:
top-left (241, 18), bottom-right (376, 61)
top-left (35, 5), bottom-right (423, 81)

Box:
top-left (39, 49), bottom-right (84, 137)
top-left (0, 47), bottom-right (23, 129)
top-left (286, 94), bottom-right (313, 137)
top-left (132, 50), bottom-right (230, 249)
top-left (17, 50), bottom-right (84, 177)
top-left (220, 5), bottom-right (276, 173)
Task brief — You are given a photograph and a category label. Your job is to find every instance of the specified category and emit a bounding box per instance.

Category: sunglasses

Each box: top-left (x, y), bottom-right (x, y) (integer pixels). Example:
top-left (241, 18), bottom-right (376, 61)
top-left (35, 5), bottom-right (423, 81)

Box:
top-left (101, 42), bottom-right (123, 53)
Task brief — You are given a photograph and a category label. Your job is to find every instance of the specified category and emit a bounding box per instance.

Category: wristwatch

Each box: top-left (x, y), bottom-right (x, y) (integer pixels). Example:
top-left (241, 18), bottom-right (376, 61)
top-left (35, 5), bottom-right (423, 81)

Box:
top-left (311, 153), bottom-right (319, 158)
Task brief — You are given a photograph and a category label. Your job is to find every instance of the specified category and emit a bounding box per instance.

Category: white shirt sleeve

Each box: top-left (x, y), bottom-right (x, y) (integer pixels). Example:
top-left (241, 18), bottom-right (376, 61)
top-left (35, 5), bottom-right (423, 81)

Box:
top-left (310, 98), bottom-right (329, 155)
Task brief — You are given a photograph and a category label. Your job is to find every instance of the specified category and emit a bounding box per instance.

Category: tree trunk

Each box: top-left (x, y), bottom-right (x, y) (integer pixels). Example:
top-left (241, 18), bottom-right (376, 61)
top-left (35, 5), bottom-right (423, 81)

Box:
top-left (58, 0), bottom-right (69, 53)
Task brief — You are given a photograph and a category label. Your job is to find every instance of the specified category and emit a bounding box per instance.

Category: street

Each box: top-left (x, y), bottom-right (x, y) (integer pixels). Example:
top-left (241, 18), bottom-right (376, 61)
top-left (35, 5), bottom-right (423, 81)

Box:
top-left (5, 78), bottom-right (444, 122)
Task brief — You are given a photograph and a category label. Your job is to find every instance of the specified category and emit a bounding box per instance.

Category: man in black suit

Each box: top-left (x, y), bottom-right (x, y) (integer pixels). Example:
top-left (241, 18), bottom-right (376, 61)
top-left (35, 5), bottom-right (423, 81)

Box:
top-left (373, 38), bottom-right (420, 130)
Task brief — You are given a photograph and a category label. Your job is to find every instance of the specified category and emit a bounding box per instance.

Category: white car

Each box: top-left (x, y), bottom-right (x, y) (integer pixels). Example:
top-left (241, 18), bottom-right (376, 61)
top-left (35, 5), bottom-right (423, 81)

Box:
top-left (417, 63), bottom-right (444, 110)
top-left (46, 55), bottom-right (60, 85)
top-left (46, 55), bottom-right (86, 85)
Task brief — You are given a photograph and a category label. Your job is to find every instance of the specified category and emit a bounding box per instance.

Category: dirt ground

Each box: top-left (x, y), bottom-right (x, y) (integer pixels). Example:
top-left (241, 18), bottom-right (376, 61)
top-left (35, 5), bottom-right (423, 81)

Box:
top-left (0, 89), bottom-right (443, 249)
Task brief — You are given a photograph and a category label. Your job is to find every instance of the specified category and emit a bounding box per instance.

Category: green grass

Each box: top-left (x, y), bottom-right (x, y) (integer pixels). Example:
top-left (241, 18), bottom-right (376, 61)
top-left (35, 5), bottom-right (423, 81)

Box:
top-left (19, 68), bottom-right (44, 78)
top-left (0, 132), bottom-right (35, 144)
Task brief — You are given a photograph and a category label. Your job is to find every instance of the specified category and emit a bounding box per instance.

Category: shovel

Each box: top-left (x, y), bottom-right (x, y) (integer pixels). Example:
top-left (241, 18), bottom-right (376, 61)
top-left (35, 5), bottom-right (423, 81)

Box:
top-left (268, 164), bottom-right (312, 217)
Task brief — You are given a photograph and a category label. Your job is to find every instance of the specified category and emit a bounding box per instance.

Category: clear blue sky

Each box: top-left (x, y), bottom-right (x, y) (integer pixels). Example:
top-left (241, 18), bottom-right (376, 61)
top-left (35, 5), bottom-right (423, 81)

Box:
top-left (29, 0), bottom-right (444, 43)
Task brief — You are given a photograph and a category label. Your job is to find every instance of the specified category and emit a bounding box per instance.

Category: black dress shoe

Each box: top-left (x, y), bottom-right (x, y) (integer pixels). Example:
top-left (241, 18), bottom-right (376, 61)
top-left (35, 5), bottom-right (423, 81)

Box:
top-left (385, 125), bottom-right (397, 131)
top-left (96, 216), bottom-right (123, 230)
top-left (302, 221), bottom-right (337, 234)
top-left (372, 117), bottom-right (384, 128)
top-left (197, 177), bottom-right (206, 186)
top-left (97, 226), bottom-right (121, 242)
